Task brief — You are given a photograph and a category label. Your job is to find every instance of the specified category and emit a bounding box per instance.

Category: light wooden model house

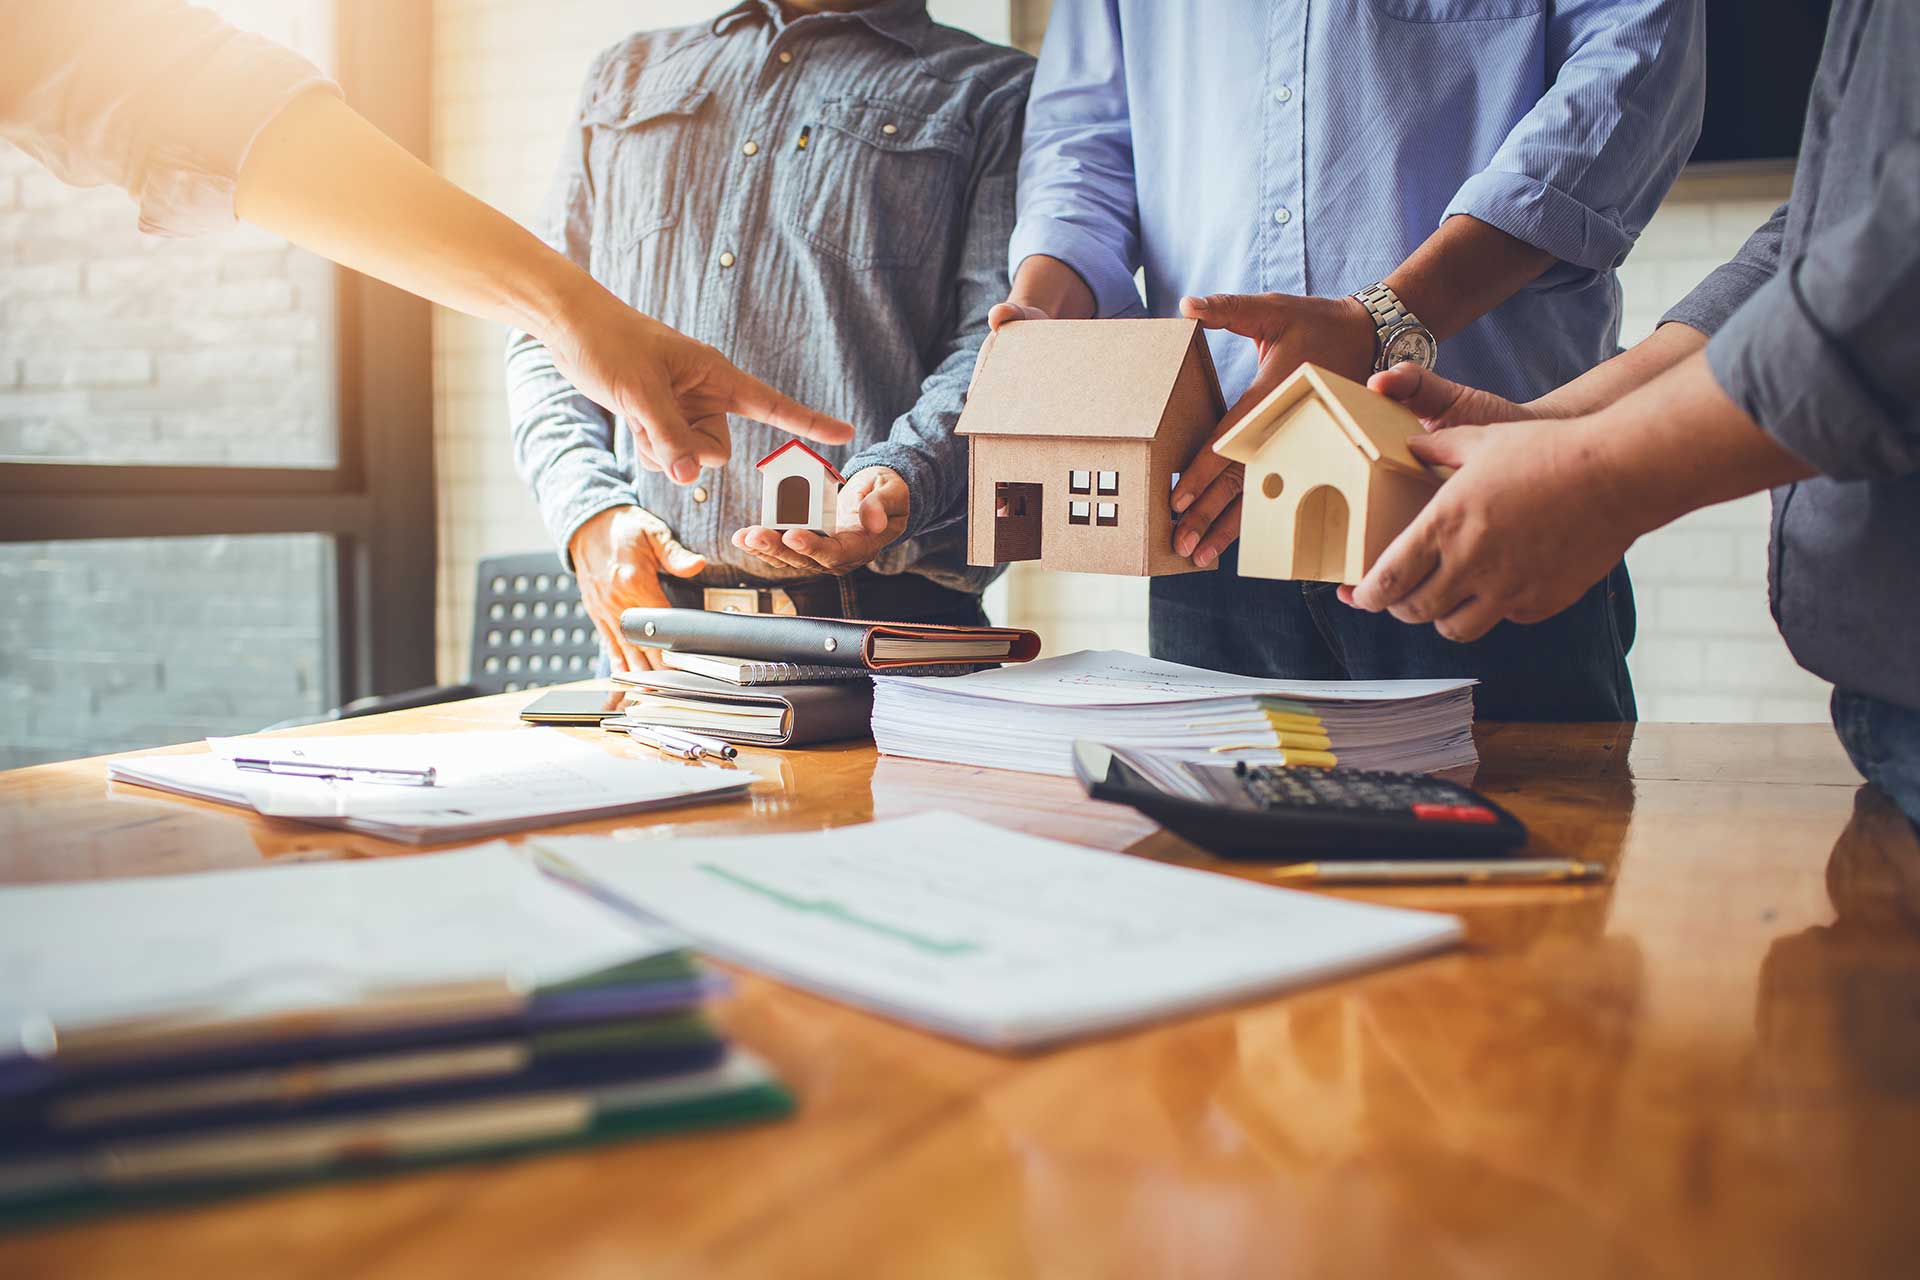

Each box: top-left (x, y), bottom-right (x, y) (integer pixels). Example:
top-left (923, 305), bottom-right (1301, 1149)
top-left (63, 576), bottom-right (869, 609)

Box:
top-left (1213, 363), bottom-right (1440, 586)
top-left (957, 318), bottom-right (1226, 575)
top-left (755, 440), bottom-right (844, 532)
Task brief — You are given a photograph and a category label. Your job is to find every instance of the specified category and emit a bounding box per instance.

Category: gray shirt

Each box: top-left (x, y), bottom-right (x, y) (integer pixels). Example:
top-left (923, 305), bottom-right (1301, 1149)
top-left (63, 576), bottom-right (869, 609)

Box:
top-left (2, 0), bottom-right (337, 236)
top-left (505, 0), bottom-right (1031, 593)
top-left (1663, 0), bottom-right (1920, 712)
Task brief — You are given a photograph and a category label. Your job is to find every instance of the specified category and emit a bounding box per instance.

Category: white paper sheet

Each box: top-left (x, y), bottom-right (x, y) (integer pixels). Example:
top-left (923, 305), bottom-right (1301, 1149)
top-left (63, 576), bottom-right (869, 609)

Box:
top-left (533, 813), bottom-right (1463, 1048)
top-left (879, 650), bottom-right (1475, 707)
top-left (0, 845), bottom-right (683, 1038)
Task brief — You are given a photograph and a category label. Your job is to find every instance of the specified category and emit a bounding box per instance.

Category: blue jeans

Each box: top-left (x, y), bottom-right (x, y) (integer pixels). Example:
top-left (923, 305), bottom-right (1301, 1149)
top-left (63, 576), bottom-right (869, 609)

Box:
top-left (1149, 545), bottom-right (1637, 722)
top-left (1832, 689), bottom-right (1920, 830)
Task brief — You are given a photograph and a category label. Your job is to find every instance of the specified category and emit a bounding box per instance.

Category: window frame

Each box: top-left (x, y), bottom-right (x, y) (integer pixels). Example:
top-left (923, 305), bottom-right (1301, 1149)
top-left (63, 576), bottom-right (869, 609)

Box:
top-left (0, 0), bottom-right (436, 708)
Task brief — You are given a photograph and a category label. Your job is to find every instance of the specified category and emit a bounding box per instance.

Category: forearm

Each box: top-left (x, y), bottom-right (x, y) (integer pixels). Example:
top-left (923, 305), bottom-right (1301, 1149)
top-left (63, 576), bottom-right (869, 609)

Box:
top-left (1532, 321), bottom-right (1707, 418)
top-left (1579, 352), bottom-right (1816, 537)
top-left (237, 90), bottom-right (595, 341)
top-left (1384, 214), bottom-right (1555, 342)
top-left (1006, 255), bottom-right (1097, 320)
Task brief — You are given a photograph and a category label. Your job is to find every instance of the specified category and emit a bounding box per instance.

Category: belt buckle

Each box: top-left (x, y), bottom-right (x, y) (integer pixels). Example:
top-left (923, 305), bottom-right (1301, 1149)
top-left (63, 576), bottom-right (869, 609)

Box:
top-left (702, 587), bottom-right (799, 616)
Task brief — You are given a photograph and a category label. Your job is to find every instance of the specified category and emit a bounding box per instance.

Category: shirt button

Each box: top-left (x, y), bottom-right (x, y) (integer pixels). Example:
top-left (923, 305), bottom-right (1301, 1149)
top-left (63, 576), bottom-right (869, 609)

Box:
top-left (719, 251), bottom-right (737, 268)
top-left (741, 140), bottom-right (760, 157)
top-left (1273, 207), bottom-right (1292, 225)
top-left (881, 122), bottom-right (898, 136)
top-left (1275, 85), bottom-right (1293, 104)
top-left (693, 486), bottom-right (709, 503)
top-left (778, 50), bottom-right (794, 65)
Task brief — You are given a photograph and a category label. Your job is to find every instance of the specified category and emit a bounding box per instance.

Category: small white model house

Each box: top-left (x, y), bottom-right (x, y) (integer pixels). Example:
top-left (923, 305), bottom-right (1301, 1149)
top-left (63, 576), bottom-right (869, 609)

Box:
top-left (1213, 363), bottom-right (1440, 586)
top-left (755, 440), bottom-right (844, 532)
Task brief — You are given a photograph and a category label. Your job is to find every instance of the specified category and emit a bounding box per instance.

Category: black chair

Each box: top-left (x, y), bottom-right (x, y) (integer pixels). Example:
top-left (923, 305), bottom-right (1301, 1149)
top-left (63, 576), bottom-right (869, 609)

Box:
top-left (274, 552), bottom-right (601, 726)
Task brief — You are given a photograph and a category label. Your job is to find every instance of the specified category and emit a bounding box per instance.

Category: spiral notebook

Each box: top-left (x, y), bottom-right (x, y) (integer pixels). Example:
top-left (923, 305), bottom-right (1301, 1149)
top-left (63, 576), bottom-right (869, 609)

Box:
top-left (649, 651), bottom-right (870, 687)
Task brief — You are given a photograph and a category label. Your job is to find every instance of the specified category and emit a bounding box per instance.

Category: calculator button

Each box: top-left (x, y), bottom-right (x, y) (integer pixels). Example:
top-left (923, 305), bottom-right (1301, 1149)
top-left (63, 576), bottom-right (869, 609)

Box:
top-left (1412, 803), bottom-right (1498, 824)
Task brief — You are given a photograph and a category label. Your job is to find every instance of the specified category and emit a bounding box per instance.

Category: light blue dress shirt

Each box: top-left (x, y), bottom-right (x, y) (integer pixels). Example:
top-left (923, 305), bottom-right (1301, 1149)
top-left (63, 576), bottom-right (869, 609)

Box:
top-left (1012, 0), bottom-right (1706, 407)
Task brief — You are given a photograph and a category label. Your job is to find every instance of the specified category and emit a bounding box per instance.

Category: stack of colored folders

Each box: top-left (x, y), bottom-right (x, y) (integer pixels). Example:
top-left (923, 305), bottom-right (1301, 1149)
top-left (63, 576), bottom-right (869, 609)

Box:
top-left (0, 846), bottom-right (790, 1225)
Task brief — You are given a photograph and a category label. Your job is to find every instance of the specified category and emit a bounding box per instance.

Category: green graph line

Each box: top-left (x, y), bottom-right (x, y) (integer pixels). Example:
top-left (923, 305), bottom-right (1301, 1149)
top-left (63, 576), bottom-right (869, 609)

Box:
top-left (696, 864), bottom-right (982, 957)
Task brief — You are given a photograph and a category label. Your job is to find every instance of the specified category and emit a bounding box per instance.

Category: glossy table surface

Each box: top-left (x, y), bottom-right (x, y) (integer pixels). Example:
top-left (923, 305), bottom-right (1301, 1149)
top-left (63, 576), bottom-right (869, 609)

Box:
top-left (1, 693), bottom-right (1917, 1279)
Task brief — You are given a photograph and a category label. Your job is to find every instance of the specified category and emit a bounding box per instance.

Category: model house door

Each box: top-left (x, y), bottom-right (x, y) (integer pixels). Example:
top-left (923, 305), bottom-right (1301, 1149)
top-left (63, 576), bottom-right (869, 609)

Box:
top-left (776, 475), bottom-right (811, 524)
top-left (993, 482), bottom-right (1043, 561)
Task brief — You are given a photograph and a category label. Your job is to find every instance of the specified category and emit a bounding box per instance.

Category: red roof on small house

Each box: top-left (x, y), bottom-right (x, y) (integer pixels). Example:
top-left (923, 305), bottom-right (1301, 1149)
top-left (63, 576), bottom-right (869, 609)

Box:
top-left (754, 439), bottom-right (846, 484)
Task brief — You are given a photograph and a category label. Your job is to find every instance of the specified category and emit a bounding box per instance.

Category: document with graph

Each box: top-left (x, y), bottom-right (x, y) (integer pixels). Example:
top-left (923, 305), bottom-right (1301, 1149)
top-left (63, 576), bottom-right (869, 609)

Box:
top-left (530, 813), bottom-right (1462, 1049)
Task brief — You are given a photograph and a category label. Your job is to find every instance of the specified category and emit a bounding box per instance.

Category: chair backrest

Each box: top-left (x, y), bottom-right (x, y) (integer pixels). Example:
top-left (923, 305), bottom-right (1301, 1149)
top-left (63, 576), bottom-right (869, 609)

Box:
top-left (469, 553), bottom-right (599, 694)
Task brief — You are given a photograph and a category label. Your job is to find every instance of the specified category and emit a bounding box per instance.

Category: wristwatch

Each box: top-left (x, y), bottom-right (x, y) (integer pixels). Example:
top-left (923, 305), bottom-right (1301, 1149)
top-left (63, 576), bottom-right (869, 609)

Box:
top-left (1352, 283), bottom-right (1437, 373)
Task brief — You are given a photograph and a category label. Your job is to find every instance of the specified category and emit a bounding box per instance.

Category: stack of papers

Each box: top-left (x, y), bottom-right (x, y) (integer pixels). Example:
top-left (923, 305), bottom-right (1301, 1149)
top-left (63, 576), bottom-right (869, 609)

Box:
top-left (871, 651), bottom-right (1479, 777)
top-left (0, 847), bottom-right (789, 1224)
top-left (533, 813), bottom-right (1463, 1049)
top-left (106, 729), bottom-right (749, 842)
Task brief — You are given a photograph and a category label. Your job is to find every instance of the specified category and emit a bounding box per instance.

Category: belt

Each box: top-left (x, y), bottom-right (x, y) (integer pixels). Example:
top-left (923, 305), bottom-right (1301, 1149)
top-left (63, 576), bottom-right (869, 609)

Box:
top-left (662, 569), bottom-right (976, 621)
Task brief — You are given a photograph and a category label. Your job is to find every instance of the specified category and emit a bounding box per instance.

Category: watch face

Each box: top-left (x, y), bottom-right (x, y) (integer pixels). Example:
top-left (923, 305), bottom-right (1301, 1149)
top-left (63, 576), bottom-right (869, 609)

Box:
top-left (1382, 325), bottom-right (1437, 371)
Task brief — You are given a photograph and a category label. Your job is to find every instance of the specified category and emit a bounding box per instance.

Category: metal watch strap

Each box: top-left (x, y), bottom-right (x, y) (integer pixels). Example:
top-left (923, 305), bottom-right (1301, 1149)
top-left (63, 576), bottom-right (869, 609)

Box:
top-left (1352, 283), bottom-right (1426, 371)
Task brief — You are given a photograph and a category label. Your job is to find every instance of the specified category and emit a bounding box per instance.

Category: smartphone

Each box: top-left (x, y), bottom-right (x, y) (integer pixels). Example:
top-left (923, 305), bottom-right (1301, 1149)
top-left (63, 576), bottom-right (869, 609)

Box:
top-left (518, 688), bottom-right (632, 724)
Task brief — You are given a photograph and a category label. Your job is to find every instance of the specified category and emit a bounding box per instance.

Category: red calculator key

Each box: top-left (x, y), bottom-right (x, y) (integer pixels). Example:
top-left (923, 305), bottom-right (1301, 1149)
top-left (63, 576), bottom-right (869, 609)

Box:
top-left (1412, 803), bottom-right (1499, 823)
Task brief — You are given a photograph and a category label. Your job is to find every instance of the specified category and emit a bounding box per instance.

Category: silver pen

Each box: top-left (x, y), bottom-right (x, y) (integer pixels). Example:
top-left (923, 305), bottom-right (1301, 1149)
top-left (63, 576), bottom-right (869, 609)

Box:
top-left (623, 724), bottom-right (702, 761)
top-left (1268, 859), bottom-right (1608, 886)
top-left (230, 757), bottom-right (437, 787)
top-left (657, 728), bottom-right (738, 760)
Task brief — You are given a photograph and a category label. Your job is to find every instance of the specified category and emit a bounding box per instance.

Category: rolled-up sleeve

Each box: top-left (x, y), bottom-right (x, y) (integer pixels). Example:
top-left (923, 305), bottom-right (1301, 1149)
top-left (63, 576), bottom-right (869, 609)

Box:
top-left (1444, 0), bottom-right (1705, 276)
top-left (1662, 203), bottom-right (1787, 336)
top-left (505, 70), bottom-right (640, 566)
top-left (1005, 0), bottom-right (1142, 317)
top-left (1703, 133), bottom-right (1920, 482)
top-left (1, 0), bottom-right (340, 237)
top-left (846, 74), bottom-right (1032, 538)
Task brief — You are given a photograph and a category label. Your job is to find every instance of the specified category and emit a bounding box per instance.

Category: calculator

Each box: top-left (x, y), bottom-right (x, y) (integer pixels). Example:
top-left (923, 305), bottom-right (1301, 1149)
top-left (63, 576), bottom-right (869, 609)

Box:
top-left (1071, 741), bottom-right (1528, 860)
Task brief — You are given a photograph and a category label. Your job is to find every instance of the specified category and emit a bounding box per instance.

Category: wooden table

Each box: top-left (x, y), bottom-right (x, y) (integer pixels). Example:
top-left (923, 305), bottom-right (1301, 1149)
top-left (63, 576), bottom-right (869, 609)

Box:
top-left (2, 694), bottom-right (1917, 1279)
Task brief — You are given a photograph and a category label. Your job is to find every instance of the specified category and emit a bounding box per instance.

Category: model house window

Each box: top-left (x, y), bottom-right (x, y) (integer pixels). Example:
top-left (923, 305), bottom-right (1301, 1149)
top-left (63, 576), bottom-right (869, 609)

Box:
top-left (1069, 470), bottom-right (1092, 494)
top-left (1069, 501), bottom-right (1091, 525)
top-left (1096, 502), bottom-right (1119, 526)
top-left (1096, 471), bottom-right (1119, 495)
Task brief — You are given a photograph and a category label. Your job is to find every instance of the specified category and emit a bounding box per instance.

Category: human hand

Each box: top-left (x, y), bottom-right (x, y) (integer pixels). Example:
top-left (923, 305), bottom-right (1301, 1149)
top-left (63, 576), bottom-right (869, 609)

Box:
top-left (1339, 420), bottom-right (1641, 641)
top-left (987, 255), bottom-right (1096, 331)
top-left (1366, 363), bottom-right (1549, 433)
top-left (733, 467), bottom-right (910, 575)
top-left (1169, 291), bottom-right (1378, 568)
top-left (545, 288), bottom-right (853, 485)
top-left (567, 505), bottom-right (709, 671)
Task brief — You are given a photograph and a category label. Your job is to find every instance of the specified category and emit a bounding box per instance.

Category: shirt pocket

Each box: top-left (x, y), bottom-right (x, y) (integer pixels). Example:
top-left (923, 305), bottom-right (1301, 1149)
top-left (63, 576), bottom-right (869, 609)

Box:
top-left (783, 97), bottom-right (971, 270)
top-left (1370, 0), bottom-right (1543, 20)
top-left (583, 82), bottom-right (712, 248)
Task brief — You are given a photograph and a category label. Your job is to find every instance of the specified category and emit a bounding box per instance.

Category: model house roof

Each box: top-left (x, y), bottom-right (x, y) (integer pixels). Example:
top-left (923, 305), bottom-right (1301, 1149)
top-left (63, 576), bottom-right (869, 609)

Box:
top-left (1213, 363), bottom-right (1434, 480)
top-left (754, 439), bottom-right (846, 483)
top-left (957, 319), bottom-right (1225, 440)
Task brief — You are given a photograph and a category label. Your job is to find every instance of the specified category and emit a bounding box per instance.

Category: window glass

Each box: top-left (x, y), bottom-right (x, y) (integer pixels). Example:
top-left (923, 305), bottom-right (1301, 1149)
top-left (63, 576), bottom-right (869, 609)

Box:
top-left (0, 535), bottom-right (335, 767)
top-left (1068, 470), bottom-right (1092, 494)
top-left (1069, 500), bottom-right (1091, 525)
top-left (1096, 470), bottom-right (1119, 494)
top-left (0, 0), bottom-right (338, 468)
top-left (1096, 502), bottom-right (1119, 526)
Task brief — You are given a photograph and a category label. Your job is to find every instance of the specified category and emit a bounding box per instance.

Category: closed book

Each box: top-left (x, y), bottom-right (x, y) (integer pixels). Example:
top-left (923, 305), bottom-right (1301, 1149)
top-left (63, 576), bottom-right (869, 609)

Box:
top-left (609, 670), bottom-right (874, 748)
top-left (619, 609), bottom-right (1039, 673)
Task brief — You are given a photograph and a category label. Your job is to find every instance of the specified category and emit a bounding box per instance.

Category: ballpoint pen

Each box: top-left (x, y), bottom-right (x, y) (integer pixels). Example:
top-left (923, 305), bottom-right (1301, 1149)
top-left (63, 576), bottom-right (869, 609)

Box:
top-left (658, 729), bottom-right (738, 760)
top-left (229, 757), bottom-right (437, 787)
top-left (623, 724), bottom-right (702, 761)
top-left (1267, 859), bottom-right (1609, 886)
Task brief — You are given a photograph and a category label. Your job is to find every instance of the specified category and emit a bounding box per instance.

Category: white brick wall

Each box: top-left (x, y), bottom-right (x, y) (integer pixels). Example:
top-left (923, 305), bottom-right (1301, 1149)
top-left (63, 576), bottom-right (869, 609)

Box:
top-left (431, 7), bottom-right (1824, 724)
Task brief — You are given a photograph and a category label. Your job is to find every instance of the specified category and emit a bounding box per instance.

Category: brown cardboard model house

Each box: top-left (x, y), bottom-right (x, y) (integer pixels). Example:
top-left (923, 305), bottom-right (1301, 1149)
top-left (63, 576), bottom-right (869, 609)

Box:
top-left (1212, 363), bottom-right (1440, 586)
top-left (957, 318), bottom-right (1225, 575)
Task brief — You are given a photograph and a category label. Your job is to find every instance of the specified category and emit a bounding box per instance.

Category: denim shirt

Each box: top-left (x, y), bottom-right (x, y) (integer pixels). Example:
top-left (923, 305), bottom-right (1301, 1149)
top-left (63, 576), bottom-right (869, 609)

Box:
top-left (506, 0), bottom-right (1031, 592)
